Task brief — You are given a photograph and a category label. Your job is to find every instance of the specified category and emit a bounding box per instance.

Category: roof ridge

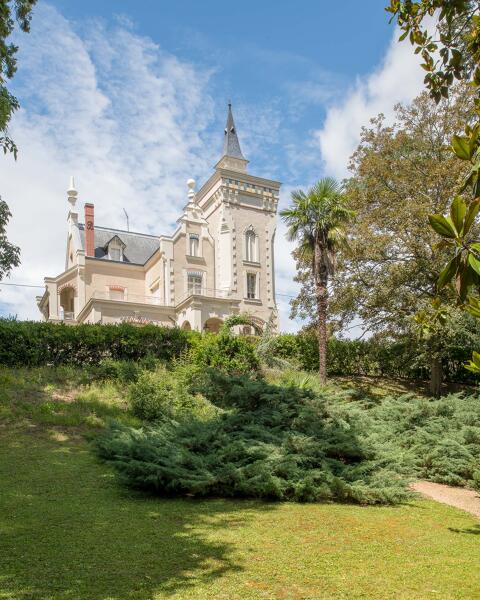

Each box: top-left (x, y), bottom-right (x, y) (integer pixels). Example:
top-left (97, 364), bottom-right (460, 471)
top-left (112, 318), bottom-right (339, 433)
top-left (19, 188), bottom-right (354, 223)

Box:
top-left (78, 223), bottom-right (159, 239)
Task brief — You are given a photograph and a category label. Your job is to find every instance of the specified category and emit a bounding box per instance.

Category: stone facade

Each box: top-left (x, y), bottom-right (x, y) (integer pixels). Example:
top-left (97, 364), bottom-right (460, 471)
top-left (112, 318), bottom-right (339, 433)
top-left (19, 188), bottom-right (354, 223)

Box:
top-left (37, 105), bottom-right (280, 333)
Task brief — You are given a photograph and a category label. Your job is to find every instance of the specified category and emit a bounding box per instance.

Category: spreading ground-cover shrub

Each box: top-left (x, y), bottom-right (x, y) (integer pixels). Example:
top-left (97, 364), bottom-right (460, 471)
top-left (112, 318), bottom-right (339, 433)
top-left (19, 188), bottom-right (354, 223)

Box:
top-left (363, 393), bottom-right (480, 489)
top-left (96, 350), bottom-right (480, 504)
top-left (96, 373), bottom-right (410, 505)
top-left (0, 319), bottom-right (189, 367)
top-left (275, 371), bottom-right (480, 491)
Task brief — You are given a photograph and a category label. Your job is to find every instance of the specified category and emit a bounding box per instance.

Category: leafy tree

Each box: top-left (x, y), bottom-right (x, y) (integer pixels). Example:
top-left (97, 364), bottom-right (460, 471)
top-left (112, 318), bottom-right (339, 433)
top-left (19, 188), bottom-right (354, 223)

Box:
top-left (280, 178), bottom-right (354, 383)
top-left (386, 0), bottom-right (480, 104)
top-left (289, 88), bottom-right (475, 394)
top-left (337, 88), bottom-right (473, 336)
top-left (0, 196), bottom-right (19, 279)
top-left (387, 0), bottom-right (480, 374)
top-left (1, 0), bottom-right (36, 157)
top-left (1, 0), bottom-right (36, 279)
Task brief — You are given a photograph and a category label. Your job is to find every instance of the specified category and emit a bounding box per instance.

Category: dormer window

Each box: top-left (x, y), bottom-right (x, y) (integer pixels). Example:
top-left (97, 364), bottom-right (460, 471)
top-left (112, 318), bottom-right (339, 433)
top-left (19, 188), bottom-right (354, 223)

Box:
top-left (188, 234), bottom-right (199, 257)
top-left (110, 245), bottom-right (122, 261)
top-left (105, 236), bottom-right (125, 262)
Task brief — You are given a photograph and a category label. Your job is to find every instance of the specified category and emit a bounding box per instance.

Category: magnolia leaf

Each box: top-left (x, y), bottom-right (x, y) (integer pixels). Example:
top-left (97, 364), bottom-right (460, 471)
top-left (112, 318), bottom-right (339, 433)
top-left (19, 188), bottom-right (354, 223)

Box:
top-left (463, 198), bottom-right (480, 234)
top-left (450, 196), bottom-right (466, 233)
top-left (428, 214), bottom-right (458, 238)
top-left (468, 253), bottom-right (480, 276)
top-left (451, 135), bottom-right (472, 160)
top-left (465, 297), bottom-right (480, 318)
top-left (437, 257), bottom-right (457, 289)
top-left (456, 257), bottom-right (473, 301)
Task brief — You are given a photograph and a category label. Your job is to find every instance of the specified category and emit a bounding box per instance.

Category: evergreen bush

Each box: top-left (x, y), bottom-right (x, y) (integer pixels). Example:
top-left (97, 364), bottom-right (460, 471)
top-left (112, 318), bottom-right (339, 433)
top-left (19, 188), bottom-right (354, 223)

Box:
top-left (96, 373), bottom-right (409, 504)
top-left (188, 328), bottom-right (259, 376)
top-left (128, 367), bottom-right (203, 422)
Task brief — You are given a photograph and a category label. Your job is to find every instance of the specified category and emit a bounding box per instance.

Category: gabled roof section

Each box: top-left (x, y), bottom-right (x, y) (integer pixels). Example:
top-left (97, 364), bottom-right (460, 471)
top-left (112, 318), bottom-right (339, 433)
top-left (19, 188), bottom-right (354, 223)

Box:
top-left (103, 234), bottom-right (126, 251)
top-left (77, 224), bottom-right (159, 265)
top-left (222, 103), bottom-right (245, 160)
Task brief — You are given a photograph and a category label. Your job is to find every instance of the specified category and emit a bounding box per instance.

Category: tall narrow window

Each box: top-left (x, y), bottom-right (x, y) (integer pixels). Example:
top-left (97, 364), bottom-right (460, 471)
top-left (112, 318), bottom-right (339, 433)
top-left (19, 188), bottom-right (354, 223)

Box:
top-left (245, 230), bottom-right (257, 262)
top-left (188, 273), bottom-right (203, 295)
top-left (246, 273), bottom-right (257, 299)
top-left (188, 234), bottom-right (199, 257)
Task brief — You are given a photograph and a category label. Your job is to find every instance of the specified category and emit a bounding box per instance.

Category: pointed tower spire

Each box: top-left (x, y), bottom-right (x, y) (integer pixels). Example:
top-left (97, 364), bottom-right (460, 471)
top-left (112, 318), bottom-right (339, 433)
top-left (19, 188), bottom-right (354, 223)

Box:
top-left (216, 102), bottom-right (249, 173)
top-left (223, 102), bottom-right (245, 160)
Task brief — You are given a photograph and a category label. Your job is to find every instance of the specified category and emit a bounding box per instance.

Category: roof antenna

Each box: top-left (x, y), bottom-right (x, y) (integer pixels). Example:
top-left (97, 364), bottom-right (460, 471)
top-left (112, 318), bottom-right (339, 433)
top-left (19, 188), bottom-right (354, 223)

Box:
top-left (123, 208), bottom-right (129, 232)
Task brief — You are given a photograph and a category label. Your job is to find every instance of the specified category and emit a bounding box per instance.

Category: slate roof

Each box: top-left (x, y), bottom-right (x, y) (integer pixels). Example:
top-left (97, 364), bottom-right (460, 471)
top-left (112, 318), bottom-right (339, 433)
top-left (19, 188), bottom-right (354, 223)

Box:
top-left (77, 224), bottom-right (159, 265)
top-left (222, 103), bottom-right (245, 160)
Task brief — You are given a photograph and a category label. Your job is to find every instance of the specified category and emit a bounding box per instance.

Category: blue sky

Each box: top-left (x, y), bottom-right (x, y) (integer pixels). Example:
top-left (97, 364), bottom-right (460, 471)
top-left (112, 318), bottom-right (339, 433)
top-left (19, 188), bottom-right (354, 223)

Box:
top-left (0, 1), bottom-right (424, 330)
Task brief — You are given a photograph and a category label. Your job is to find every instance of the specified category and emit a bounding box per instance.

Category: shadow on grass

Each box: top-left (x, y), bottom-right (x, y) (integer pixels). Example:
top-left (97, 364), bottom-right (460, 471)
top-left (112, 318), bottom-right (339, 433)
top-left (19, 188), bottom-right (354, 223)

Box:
top-left (449, 524), bottom-right (480, 535)
top-left (0, 430), bottom-right (276, 599)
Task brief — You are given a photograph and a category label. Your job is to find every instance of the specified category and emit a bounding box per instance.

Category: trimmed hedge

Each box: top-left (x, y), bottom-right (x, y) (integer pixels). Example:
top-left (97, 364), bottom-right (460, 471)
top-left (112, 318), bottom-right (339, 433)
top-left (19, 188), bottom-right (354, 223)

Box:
top-left (270, 333), bottom-right (478, 383)
top-left (0, 319), bottom-right (189, 367)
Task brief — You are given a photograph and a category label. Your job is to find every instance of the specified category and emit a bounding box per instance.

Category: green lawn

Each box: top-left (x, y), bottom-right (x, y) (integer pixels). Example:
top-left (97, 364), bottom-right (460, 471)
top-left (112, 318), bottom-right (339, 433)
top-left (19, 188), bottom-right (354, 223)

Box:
top-left (1, 368), bottom-right (479, 599)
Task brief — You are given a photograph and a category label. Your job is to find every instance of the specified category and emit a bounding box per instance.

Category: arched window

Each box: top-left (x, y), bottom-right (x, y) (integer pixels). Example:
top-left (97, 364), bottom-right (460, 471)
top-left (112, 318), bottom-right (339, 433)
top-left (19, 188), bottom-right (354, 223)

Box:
top-left (188, 234), bottom-right (199, 257)
top-left (245, 228), bottom-right (258, 262)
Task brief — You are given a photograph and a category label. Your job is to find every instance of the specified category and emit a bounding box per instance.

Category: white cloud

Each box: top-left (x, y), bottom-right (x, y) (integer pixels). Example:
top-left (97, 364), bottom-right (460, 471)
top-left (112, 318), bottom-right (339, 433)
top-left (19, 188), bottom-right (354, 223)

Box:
top-left (314, 30), bottom-right (425, 180)
top-left (0, 4), bottom-right (216, 319)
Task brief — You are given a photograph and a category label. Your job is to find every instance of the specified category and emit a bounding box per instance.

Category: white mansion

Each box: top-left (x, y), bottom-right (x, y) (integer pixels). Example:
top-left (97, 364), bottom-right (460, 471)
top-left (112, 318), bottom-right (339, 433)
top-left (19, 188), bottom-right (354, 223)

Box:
top-left (37, 105), bottom-right (280, 333)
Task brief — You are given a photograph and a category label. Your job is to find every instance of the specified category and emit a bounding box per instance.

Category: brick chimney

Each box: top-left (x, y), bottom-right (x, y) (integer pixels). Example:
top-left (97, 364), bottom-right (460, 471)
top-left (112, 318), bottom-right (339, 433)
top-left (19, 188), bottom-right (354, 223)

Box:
top-left (84, 203), bottom-right (95, 257)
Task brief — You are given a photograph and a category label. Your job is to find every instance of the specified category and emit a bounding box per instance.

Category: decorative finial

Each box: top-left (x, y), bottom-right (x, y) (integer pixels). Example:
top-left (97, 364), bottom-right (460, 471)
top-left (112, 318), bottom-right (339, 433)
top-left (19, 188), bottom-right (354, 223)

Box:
top-left (67, 175), bottom-right (77, 209)
top-left (187, 178), bottom-right (196, 204)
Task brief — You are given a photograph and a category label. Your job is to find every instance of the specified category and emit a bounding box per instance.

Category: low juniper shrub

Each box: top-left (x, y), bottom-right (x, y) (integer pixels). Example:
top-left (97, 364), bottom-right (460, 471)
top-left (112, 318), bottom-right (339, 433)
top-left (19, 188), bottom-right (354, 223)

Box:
top-left (96, 373), bottom-right (409, 504)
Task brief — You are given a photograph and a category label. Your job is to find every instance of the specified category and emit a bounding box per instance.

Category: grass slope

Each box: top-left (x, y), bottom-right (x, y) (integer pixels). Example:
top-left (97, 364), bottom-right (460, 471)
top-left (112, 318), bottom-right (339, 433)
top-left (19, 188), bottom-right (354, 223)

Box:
top-left (0, 368), bottom-right (479, 599)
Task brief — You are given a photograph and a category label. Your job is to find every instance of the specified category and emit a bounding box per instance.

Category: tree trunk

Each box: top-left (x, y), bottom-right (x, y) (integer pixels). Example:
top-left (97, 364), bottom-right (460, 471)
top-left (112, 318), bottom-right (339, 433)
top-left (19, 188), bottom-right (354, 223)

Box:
top-left (314, 240), bottom-right (328, 384)
top-left (316, 281), bottom-right (328, 384)
top-left (429, 356), bottom-right (443, 397)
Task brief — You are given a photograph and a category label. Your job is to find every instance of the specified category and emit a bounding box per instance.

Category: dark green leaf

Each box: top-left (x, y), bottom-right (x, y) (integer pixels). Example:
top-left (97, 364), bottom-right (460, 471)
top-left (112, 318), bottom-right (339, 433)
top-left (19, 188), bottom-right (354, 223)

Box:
top-left (463, 199), bottom-right (480, 234)
top-left (437, 257), bottom-right (457, 289)
top-left (450, 196), bottom-right (466, 233)
top-left (468, 253), bottom-right (480, 276)
top-left (451, 135), bottom-right (473, 160)
top-left (428, 214), bottom-right (458, 238)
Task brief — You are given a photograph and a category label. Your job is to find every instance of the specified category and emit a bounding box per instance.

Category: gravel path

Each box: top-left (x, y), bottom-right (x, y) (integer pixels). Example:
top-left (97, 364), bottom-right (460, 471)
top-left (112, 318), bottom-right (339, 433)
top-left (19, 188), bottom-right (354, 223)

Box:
top-left (412, 480), bottom-right (480, 518)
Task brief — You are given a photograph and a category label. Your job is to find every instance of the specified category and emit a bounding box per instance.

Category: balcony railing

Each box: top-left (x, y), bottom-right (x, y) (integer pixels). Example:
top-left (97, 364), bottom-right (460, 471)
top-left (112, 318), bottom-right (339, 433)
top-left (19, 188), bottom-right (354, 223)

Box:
top-left (91, 291), bottom-right (167, 306)
top-left (59, 308), bottom-right (75, 321)
top-left (89, 288), bottom-right (235, 308)
top-left (176, 287), bottom-right (233, 304)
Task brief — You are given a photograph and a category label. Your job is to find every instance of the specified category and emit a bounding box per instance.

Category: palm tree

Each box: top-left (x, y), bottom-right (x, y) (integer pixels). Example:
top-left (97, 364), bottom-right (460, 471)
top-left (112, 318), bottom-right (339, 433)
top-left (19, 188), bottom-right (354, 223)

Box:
top-left (280, 178), bottom-right (354, 383)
